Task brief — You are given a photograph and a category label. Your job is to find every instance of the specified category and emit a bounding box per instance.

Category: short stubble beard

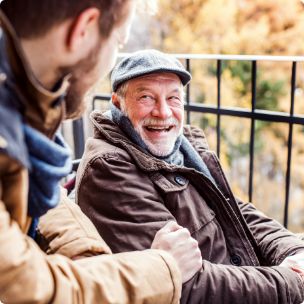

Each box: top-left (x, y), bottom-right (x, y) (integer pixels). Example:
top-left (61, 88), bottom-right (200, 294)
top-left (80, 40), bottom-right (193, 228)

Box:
top-left (59, 39), bottom-right (102, 120)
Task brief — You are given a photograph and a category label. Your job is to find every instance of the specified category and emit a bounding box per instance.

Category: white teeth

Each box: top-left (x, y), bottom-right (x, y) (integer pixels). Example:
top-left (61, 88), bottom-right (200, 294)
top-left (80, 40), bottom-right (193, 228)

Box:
top-left (146, 126), bottom-right (172, 131)
top-left (150, 126), bottom-right (168, 130)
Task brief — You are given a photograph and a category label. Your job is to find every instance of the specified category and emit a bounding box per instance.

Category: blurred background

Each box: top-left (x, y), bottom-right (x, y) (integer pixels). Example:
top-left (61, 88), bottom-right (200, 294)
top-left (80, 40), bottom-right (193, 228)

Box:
top-left (63, 0), bottom-right (304, 233)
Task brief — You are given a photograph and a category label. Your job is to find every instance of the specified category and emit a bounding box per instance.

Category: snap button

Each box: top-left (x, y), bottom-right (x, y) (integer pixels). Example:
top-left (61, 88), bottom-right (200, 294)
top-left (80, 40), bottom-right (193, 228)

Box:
top-left (0, 135), bottom-right (8, 149)
top-left (0, 72), bottom-right (7, 84)
top-left (230, 254), bottom-right (242, 266)
top-left (174, 176), bottom-right (186, 186)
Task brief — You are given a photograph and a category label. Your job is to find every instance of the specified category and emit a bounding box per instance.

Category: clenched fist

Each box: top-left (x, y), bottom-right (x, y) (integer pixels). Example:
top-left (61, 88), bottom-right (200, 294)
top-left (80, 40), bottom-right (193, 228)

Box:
top-left (151, 221), bottom-right (202, 283)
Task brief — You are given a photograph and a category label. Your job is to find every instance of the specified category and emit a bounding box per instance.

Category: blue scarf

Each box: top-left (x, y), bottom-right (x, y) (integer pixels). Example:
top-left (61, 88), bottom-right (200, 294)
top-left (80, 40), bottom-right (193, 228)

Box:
top-left (23, 125), bottom-right (72, 238)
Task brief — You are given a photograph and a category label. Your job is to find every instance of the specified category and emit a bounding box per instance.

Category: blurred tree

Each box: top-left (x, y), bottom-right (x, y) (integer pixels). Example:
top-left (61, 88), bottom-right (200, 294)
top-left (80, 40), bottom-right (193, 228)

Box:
top-left (154, 0), bottom-right (304, 55)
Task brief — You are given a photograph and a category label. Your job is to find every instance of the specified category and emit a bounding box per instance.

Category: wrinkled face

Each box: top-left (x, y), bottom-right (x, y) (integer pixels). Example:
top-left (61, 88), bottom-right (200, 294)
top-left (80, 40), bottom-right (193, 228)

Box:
top-left (64, 2), bottom-right (135, 118)
top-left (119, 73), bottom-right (184, 157)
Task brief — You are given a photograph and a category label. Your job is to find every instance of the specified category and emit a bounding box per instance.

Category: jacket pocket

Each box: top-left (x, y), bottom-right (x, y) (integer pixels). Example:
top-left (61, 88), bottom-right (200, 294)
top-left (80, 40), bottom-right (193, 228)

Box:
top-left (150, 172), bottom-right (216, 234)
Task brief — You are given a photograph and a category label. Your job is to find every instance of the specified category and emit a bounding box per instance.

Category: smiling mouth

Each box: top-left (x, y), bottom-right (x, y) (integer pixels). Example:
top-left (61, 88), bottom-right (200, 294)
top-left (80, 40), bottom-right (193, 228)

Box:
top-left (144, 125), bottom-right (174, 132)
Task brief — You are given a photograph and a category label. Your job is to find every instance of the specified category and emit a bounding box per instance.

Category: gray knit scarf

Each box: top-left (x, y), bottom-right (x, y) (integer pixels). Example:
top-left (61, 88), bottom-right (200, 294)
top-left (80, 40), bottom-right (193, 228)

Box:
top-left (110, 105), bottom-right (215, 183)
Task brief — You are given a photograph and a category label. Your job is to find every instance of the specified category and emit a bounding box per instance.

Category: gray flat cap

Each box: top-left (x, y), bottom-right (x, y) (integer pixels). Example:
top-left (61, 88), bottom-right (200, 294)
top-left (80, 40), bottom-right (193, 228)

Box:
top-left (111, 49), bottom-right (192, 91)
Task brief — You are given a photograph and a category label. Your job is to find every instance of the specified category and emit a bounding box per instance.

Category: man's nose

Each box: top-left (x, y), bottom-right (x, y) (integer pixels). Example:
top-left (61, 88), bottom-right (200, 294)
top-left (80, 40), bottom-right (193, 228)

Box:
top-left (151, 99), bottom-right (172, 119)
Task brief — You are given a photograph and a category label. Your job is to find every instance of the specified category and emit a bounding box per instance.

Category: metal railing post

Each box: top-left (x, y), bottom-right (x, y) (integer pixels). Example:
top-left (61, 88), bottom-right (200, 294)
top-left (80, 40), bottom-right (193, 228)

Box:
top-left (216, 60), bottom-right (222, 158)
top-left (72, 118), bottom-right (85, 159)
top-left (248, 61), bottom-right (257, 203)
top-left (284, 61), bottom-right (297, 228)
top-left (186, 58), bottom-right (191, 124)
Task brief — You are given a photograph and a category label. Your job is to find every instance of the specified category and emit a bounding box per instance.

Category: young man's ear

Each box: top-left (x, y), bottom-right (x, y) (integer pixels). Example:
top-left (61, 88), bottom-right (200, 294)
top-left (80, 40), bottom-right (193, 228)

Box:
top-left (112, 92), bottom-right (121, 109)
top-left (66, 8), bottom-right (100, 56)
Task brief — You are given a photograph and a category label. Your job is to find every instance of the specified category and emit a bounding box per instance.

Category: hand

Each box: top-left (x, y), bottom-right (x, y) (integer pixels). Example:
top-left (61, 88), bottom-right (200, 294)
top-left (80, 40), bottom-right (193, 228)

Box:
top-left (280, 253), bottom-right (304, 304)
top-left (280, 252), bottom-right (304, 278)
top-left (151, 221), bottom-right (202, 283)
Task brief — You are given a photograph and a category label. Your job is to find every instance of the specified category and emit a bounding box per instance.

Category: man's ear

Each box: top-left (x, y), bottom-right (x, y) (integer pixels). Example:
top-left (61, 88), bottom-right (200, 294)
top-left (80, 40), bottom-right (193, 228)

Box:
top-left (66, 8), bottom-right (100, 56)
top-left (112, 92), bottom-right (121, 109)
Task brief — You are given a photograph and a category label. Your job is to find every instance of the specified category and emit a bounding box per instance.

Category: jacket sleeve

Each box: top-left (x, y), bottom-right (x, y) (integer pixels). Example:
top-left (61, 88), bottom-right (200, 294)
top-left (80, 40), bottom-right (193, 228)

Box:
top-left (237, 199), bottom-right (304, 264)
top-left (181, 260), bottom-right (304, 304)
top-left (76, 155), bottom-right (304, 304)
top-left (37, 188), bottom-right (112, 258)
top-left (0, 154), bottom-right (182, 304)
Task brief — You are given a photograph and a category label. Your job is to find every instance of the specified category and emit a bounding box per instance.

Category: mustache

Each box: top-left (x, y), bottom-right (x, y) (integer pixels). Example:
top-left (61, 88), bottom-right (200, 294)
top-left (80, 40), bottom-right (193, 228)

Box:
top-left (141, 117), bottom-right (180, 127)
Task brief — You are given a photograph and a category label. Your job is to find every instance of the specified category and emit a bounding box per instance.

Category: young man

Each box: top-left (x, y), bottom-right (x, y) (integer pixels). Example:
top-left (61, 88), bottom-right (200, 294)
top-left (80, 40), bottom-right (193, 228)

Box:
top-left (0, 2), bottom-right (202, 303)
top-left (77, 49), bottom-right (304, 304)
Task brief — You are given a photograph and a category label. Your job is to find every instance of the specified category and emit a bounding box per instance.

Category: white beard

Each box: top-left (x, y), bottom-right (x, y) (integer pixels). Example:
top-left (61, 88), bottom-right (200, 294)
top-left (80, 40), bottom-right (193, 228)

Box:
top-left (135, 117), bottom-right (183, 157)
top-left (120, 103), bottom-right (183, 157)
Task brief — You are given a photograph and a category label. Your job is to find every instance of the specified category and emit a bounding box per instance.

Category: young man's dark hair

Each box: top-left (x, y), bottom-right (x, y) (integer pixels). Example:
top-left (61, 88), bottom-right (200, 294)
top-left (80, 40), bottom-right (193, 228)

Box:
top-left (1, 0), bottom-right (129, 39)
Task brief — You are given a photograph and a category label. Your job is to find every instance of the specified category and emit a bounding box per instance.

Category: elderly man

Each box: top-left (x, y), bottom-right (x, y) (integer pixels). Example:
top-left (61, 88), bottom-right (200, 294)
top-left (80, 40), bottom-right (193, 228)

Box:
top-left (77, 49), bottom-right (304, 304)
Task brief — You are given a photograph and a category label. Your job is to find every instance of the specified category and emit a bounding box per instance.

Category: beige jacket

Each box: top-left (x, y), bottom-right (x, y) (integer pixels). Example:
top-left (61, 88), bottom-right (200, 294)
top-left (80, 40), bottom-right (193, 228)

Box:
top-left (0, 10), bottom-right (181, 304)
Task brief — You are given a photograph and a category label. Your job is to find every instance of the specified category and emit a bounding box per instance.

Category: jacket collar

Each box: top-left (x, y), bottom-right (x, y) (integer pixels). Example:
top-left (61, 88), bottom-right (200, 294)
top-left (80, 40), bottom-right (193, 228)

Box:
top-left (0, 10), bottom-right (70, 138)
top-left (90, 110), bottom-right (210, 173)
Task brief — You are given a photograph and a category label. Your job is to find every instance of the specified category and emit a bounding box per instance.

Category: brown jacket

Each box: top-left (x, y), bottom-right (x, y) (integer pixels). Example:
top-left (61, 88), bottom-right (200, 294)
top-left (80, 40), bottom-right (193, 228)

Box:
top-left (77, 110), bottom-right (304, 304)
top-left (0, 11), bottom-right (181, 304)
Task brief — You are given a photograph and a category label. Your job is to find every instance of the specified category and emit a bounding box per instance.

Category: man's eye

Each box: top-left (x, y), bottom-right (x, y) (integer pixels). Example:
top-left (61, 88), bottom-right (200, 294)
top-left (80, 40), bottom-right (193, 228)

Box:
top-left (169, 96), bottom-right (179, 100)
top-left (141, 95), bottom-right (153, 100)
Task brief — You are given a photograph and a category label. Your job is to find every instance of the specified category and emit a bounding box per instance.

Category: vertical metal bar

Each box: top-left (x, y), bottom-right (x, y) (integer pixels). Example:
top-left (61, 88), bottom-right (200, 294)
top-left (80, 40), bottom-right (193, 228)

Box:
top-left (216, 60), bottom-right (222, 157)
top-left (92, 96), bottom-right (97, 110)
top-left (284, 61), bottom-right (296, 228)
top-left (186, 58), bottom-right (191, 124)
top-left (72, 118), bottom-right (85, 159)
top-left (248, 61), bottom-right (257, 202)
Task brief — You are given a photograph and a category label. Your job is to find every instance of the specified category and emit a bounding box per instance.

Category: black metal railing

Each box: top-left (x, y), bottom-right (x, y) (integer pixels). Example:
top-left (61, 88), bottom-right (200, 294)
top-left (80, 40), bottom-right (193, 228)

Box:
top-left (72, 54), bottom-right (304, 229)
